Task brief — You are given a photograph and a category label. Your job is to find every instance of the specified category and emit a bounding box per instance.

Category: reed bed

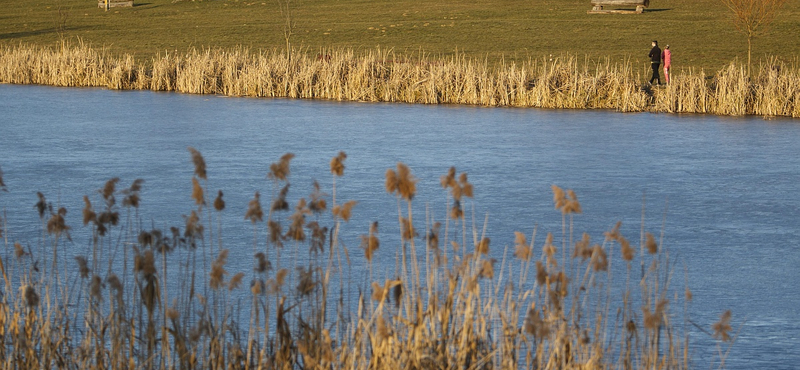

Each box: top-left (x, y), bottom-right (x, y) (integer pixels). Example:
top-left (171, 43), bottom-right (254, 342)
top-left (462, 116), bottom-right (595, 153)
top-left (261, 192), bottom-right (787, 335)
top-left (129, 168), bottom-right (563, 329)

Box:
top-left (0, 151), bottom-right (734, 370)
top-left (2, 42), bottom-right (799, 116)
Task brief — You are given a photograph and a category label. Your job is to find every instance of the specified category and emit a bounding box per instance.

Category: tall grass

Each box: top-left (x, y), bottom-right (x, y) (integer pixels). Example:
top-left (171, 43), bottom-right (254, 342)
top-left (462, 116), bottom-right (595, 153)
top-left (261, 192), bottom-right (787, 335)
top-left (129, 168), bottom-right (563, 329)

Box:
top-left (2, 41), bottom-right (799, 116)
top-left (0, 152), bottom-right (734, 369)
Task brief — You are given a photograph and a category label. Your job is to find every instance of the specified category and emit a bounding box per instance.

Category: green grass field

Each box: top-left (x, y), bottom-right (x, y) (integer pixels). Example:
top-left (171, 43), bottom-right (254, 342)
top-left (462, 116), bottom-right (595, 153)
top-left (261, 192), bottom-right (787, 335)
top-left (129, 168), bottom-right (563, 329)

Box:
top-left (1, 0), bottom-right (799, 73)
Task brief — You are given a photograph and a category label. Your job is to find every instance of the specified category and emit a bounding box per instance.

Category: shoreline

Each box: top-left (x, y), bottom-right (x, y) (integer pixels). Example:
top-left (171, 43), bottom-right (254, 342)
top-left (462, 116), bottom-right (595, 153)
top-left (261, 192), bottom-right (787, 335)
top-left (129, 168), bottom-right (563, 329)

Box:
top-left (1, 42), bottom-right (798, 118)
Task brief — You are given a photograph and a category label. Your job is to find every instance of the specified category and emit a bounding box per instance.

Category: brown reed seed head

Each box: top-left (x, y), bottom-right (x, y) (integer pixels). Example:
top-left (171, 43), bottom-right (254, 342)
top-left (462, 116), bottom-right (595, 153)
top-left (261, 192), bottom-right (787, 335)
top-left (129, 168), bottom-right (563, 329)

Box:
top-left (107, 274), bottom-right (122, 292)
top-left (480, 259), bottom-right (496, 279)
top-left (311, 222), bottom-right (330, 254)
top-left (524, 305), bottom-right (549, 339)
top-left (477, 237), bottom-right (490, 255)
top-left (332, 200), bottom-right (357, 222)
top-left (371, 282), bottom-right (384, 302)
top-left (386, 163), bottom-right (417, 200)
top-left (135, 249), bottom-right (157, 276)
top-left (377, 316), bottom-right (392, 341)
top-left (514, 231), bottom-right (531, 260)
top-left (309, 181), bottom-right (327, 214)
top-left (361, 222), bottom-right (380, 262)
top-left (23, 285), bottom-right (39, 307)
top-left (713, 310), bottom-right (733, 342)
top-left (269, 153), bottom-right (295, 181)
top-left (604, 221), bottom-right (622, 242)
top-left (643, 299), bottom-right (669, 330)
top-left (563, 189), bottom-right (582, 214)
top-left (254, 252), bottom-right (271, 273)
top-left (268, 220), bottom-right (285, 248)
top-left (428, 222), bottom-right (441, 250)
top-left (245, 192), bottom-right (264, 223)
top-left (251, 279), bottom-right (265, 295)
top-left (440, 167), bottom-right (456, 189)
top-left (210, 249), bottom-right (229, 290)
top-left (35, 192), bottom-right (47, 219)
top-left (102, 178), bottom-right (119, 201)
top-left (75, 256), bottom-right (90, 278)
top-left (330, 151), bottom-right (346, 176)
top-left (620, 236), bottom-right (635, 261)
top-left (214, 190), bottom-right (225, 211)
top-left (401, 217), bottom-right (416, 240)
top-left (272, 184), bottom-right (290, 212)
top-left (543, 233), bottom-right (556, 259)
top-left (191, 177), bottom-right (205, 206)
top-left (47, 207), bottom-right (70, 236)
top-left (275, 268), bottom-right (289, 289)
top-left (591, 245), bottom-right (608, 271)
top-left (296, 266), bottom-right (315, 296)
top-left (573, 232), bottom-right (591, 259)
top-left (122, 179), bottom-right (144, 208)
top-left (645, 232), bottom-right (658, 254)
top-left (228, 272), bottom-right (245, 291)
top-left (286, 213), bottom-right (306, 242)
top-left (90, 275), bottom-right (104, 302)
top-left (0, 165), bottom-right (6, 191)
top-left (536, 261), bottom-right (547, 285)
top-left (166, 306), bottom-right (180, 320)
top-left (685, 287), bottom-right (693, 301)
top-left (450, 200), bottom-right (464, 219)
top-left (184, 210), bottom-right (204, 239)
top-left (14, 242), bottom-right (26, 259)
top-left (552, 185), bottom-right (566, 211)
top-left (188, 147), bottom-right (207, 180)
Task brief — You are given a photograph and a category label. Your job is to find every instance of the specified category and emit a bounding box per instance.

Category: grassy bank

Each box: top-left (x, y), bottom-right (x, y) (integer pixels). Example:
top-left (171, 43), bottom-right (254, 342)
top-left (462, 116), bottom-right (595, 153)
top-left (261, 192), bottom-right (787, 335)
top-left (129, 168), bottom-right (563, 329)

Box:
top-left (1, 0), bottom-right (799, 72)
top-left (3, 42), bottom-right (800, 116)
top-left (0, 151), bottom-right (734, 369)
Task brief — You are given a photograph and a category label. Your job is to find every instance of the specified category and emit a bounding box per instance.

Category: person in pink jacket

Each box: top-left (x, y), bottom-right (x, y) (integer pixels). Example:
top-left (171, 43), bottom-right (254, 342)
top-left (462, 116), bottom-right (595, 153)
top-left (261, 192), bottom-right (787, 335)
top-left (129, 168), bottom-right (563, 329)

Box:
top-left (662, 45), bottom-right (672, 84)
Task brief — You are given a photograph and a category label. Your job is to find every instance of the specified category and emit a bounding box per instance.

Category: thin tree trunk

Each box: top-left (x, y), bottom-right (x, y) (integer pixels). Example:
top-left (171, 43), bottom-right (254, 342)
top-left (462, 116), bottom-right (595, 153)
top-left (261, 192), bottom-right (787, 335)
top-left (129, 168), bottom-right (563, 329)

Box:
top-left (747, 35), bottom-right (752, 76)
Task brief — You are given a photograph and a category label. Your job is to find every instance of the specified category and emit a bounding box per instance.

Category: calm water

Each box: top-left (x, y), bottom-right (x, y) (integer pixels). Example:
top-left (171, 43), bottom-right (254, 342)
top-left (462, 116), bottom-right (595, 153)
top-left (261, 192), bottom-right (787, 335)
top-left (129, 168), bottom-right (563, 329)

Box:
top-left (1, 84), bottom-right (799, 368)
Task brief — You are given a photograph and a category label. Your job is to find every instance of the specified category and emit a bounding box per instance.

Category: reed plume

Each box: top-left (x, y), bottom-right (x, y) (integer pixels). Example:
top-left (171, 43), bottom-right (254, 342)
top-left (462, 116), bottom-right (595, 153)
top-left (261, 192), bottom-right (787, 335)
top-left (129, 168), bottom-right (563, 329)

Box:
top-left (330, 151), bottom-right (346, 176)
top-left (245, 192), bottom-right (264, 223)
top-left (0, 165), bottom-right (6, 191)
top-left (713, 310), bottom-right (733, 342)
top-left (213, 190), bottom-right (225, 211)
top-left (361, 221), bottom-right (379, 261)
top-left (269, 153), bottom-right (295, 181)
top-left (188, 147), bottom-right (207, 180)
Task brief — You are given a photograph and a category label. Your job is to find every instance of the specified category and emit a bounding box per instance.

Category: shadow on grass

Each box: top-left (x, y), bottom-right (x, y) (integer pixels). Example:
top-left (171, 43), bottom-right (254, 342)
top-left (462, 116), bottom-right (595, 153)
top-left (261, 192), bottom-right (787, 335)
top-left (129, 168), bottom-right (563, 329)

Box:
top-left (0, 26), bottom-right (91, 40)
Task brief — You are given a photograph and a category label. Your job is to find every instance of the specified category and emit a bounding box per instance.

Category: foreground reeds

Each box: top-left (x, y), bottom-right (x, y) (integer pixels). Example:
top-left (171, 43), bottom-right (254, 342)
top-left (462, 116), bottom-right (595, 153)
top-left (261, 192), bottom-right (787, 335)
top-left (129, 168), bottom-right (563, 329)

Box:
top-left (1, 41), bottom-right (799, 117)
top-left (0, 152), bottom-right (735, 369)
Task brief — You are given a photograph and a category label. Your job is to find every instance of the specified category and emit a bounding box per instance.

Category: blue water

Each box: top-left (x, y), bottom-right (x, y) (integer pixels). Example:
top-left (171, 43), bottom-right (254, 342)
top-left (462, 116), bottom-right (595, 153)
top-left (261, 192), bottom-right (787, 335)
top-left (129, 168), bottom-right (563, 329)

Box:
top-left (0, 84), bottom-right (798, 369)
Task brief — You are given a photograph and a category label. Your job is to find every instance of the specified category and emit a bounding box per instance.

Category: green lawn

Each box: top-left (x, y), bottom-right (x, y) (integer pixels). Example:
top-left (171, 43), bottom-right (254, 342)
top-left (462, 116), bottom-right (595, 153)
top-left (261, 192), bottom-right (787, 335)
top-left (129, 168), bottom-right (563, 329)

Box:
top-left (2, 0), bottom-right (799, 72)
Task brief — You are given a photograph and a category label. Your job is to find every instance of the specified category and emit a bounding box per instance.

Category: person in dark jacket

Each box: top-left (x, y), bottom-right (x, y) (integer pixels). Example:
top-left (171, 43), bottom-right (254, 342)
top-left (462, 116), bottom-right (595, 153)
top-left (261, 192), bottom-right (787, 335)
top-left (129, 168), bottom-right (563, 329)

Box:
top-left (648, 40), bottom-right (662, 85)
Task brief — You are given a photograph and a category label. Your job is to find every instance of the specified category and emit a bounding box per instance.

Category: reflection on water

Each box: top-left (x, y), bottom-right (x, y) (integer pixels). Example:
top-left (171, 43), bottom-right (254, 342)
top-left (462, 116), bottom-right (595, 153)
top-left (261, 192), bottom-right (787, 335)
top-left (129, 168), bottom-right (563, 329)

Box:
top-left (1, 84), bottom-right (799, 369)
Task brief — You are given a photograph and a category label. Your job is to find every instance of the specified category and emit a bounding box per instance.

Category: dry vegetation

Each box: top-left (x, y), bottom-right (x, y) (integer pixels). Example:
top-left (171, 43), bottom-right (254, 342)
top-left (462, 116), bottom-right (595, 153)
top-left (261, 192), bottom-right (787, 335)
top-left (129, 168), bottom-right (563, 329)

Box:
top-left (1, 42), bottom-right (800, 117)
top-left (0, 150), bottom-right (735, 369)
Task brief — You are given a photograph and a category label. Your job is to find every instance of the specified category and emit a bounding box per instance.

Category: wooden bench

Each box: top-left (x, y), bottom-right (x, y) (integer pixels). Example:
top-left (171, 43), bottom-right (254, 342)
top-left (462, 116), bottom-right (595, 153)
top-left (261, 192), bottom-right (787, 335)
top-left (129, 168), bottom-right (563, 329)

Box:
top-left (588, 0), bottom-right (649, 14)
top-left (98, 0), bottom-right (133, 8)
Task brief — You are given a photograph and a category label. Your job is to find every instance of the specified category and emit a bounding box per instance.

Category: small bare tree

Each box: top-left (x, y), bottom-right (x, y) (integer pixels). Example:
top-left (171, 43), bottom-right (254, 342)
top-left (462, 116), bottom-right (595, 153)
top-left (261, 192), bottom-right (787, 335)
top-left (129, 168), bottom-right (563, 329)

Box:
top-left (719, 0), bottom-right (788, 75)
top-left (276, 0), bottom-right (295, 63)
top-left (53, 0), bottom-right (71, 39)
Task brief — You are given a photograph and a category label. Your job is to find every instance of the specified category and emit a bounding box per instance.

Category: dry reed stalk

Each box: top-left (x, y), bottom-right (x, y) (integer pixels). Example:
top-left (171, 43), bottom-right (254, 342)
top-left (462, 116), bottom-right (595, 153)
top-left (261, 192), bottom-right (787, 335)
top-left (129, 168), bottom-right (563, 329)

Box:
top-left (3, 42), bottom-right (800, 117)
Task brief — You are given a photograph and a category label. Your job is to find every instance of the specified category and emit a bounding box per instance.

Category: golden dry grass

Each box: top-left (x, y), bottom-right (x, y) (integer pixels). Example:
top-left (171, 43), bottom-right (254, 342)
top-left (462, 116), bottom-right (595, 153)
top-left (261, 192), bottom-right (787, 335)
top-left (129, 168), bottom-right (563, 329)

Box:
top-left (3, 42), bottom-right (800, 116)
top-left (0, 150), bottom-right (737, 369)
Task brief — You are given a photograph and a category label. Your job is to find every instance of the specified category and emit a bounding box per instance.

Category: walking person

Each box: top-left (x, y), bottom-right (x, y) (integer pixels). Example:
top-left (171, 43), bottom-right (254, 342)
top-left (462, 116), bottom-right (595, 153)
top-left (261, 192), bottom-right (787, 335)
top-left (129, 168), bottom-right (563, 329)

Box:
top-left (648, 40), bottom-right (662, 85)
top-left (662, 45), bottom-right (672, 84)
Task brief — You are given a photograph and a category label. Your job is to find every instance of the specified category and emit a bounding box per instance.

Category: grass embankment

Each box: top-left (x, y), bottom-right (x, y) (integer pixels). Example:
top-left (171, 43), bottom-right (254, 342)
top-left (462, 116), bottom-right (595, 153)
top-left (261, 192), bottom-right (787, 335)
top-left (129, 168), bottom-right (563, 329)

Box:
top-left (1, 0), bottom-right (799, 72)
top-left (3, 42), bottom-right (800, 116)
top-left (0, 152), bottom-right (734, 369)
